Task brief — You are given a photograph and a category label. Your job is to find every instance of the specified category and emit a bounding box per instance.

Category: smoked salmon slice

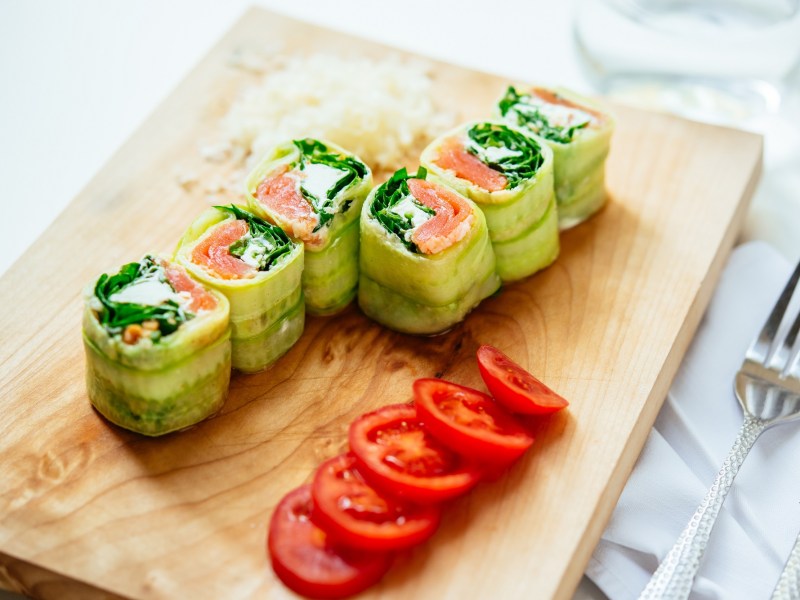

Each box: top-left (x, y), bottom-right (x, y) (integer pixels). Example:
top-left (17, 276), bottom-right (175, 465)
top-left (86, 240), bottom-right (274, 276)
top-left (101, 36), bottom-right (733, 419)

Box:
top-left (435, 138), bottom-right (508, 192)
top-left (191, 220), bottom-right (256, 281)
top-left (529, 87), bottom-right (605, 123)
top-left (176, 204), bottom-right (305, 373)
top-left (407, 178), bottom-right (474, 255)
top-left (245, 138), bottom-right (373, 316)
top-left (255, 165), bottom-right (319, 244)
top-left (163, 261), bottom-right (218, 312)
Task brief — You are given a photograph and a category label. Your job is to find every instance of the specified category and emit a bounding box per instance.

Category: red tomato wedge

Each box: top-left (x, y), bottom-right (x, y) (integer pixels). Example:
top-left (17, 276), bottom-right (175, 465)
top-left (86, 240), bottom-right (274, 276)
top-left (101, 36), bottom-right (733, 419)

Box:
top-left (312, 453), bottom-right (441, 551)
top-left (406, 178), bottom-right (474, 256)
top-left (268, 485), bottom-right (392, 599)
top-left (348, 403), bottom-right (482, 504)
top-left (161, 261), bottom-right (217, 312)
top-left (191, 219), bottom-right (256, 280)
top-left (413, 378), bottom-right (533, 464)
top-left (476, 345), bottom-right (569, 415)
top-left (435, 137), bottom-right (508, 192)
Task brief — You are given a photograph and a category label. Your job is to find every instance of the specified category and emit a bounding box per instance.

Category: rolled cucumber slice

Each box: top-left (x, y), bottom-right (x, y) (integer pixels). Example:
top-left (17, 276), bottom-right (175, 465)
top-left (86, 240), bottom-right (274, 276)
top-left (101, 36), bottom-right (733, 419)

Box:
top-left (358, 168), bottom-right (500, 335)
top-left (83, 255), bottom-right (232, 436)
top-left (496, 85), bottom-right (614, 229)
top-left (244, 138), bottom-right (372, 316)
top-left (491, 197), bottom-right (559, 282)
top-left (84, 330), bottom-right (231, 436)
top-left (421, 121), bottom-right (559, 282)
top-left (174, 205), bottom-right (305, 372)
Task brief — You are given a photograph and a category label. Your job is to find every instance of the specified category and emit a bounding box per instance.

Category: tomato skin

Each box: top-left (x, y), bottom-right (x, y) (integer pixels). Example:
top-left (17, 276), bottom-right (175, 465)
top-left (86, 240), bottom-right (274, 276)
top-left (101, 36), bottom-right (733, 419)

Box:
top-left (476, 345), bottom-right (569, 415)
top-left (413, 378), bottom-right (534, 464)
top-left (348, 403), bottom-right (482, 504)
top-left (268, 485), bottom-right (392, 599)
top-left (312, 453), bottom-right (442, 551)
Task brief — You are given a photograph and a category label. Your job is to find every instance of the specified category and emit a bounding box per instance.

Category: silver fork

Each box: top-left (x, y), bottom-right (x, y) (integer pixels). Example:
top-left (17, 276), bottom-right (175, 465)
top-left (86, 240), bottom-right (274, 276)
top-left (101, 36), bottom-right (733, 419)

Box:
top-left (772, 531), bottom-right (800, 599)
top-left (639, 259), bottom-right (800, 600)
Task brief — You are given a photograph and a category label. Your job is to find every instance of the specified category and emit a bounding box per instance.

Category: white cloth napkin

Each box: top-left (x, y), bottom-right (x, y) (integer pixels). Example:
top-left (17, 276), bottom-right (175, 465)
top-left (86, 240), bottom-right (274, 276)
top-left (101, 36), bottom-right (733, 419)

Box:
top-left (586, 241), bottom-right (800, 600)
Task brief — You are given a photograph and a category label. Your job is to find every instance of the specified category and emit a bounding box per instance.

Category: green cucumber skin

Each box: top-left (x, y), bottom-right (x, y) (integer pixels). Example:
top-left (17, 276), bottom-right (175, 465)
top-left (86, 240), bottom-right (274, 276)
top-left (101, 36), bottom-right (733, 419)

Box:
top-left (555, 164), bottom-right (608, 230)
top-left (495, 87), bottom-right (614, 228)
top-left (175, 206), bottom-right (306, 371)
top-left (420, 123), bottom-right (556, 244)
top-left (82, 285), bottom-right (230, 371)
top-left (227, 285), bottom-right (302, 340)
top-left (84, 329), bottom-right (231, 436)
top-left (358, 270), bottom-right (500, 335)
top-left (175, 206), bottom-right (304, 328)
top-left (231, 294), bottom-right (305, 373)
top-left (358, 181), bottom-right (501, 334)
top-left (359, 187), bottom-right (499, 307)
top-left (243, 139), bottom-right (372, 315)
top-left (302, 217), bottom-right (360, 316)
top-left (492, 198), bottom-right (560, 282)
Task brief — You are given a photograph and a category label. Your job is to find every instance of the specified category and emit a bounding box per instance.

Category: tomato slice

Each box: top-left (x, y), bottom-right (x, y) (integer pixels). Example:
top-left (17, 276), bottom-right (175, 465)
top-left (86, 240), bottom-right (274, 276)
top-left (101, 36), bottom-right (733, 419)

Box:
top-left (413, 378), bottom-right (533, 464)
top-left (476, 345), bottom-right (569, 415)
top-left (267, 485), bottom-right (392, 599)
top-left (312, 453), bottom-right (441, 551)
top-left (348, 404), bottom-right (482, 504)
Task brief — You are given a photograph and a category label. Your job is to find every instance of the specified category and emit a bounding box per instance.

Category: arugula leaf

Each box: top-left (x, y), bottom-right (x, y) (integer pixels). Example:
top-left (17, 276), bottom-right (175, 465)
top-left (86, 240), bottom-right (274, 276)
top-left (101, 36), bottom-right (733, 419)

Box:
top-left (93, 255), bottom-right (193, 339)
top-left (498, 86), bottom-right (590, 144)
top-left (369, 167), bottom-right (433, 253)
top-left (465, 123), bottom-right (544, 189)
top-left (213, 205), bottom-right (294, 271)
top-left (292, 138), bottom-right (369, 232)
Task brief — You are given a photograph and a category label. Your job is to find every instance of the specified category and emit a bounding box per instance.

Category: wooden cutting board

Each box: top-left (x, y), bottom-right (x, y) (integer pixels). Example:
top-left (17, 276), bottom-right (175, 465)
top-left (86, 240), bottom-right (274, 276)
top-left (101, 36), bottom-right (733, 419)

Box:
top-left (0, 7), bottom-right (762, 600)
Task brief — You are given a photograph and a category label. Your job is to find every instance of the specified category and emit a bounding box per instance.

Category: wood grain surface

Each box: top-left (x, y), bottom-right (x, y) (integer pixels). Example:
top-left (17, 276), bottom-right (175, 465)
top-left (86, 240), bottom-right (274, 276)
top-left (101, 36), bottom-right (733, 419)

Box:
top-left (0, 7), bottom-right (762, 600)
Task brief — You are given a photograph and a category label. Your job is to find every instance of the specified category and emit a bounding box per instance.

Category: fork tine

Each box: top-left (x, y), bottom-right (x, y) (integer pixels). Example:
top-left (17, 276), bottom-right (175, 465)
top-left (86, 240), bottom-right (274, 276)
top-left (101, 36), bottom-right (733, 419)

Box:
top-left (784, 308), bottom-right (800, 378)
top-left (748, 260), bottom-right (800, 364)
top-left (767, 277), bottom-right (800, 375)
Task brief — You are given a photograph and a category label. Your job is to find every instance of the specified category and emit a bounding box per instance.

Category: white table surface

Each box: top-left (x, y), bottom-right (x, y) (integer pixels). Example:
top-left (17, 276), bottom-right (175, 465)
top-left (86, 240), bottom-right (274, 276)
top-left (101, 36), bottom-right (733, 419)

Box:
top-left (1, 1), bottom-right (798, 599)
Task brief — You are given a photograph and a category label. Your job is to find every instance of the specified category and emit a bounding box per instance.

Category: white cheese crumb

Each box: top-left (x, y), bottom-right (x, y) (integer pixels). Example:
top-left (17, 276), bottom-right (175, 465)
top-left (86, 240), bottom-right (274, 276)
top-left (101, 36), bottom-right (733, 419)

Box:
top-left (389, 195), bottom-right (434, 243)
top-left (517, 99), bottom-right (593, 129)
top-left (300, 162), bottom-right (348, 204)
top-left (109, 278), bottom-right (182, 306)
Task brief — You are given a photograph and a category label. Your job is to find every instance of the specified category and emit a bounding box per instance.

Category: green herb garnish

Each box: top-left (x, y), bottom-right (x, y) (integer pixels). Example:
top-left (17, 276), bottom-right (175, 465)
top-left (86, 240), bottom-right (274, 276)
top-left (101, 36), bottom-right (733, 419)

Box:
top-left (93, 255), bottom-right (193, 339)
top-left (292, 138), bottom-right (369, 232)
top-left (498, 86), bottom-right (590, 144)
top-left (370, 167), bottom-right (434, 253)
top-left (465, 123), bottom-right (544, 189)
top-left (213, 204), bottom-right (293, 271)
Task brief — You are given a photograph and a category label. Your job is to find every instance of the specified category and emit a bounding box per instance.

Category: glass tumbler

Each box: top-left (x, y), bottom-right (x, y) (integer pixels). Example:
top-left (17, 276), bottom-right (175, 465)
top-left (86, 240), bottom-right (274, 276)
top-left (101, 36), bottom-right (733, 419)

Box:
top-left (573, 0), bottom-right (800, 125)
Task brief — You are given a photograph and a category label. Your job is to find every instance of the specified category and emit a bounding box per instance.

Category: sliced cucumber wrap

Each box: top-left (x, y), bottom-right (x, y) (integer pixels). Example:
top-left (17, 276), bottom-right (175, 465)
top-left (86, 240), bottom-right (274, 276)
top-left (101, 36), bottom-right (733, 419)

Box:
top-left (231, 293), bottom-right (305, 372)
top-left (491, 198), bottom-right (559, 282)
top-left (82, 256), bottom-right (232, 436)
top-left (358, 168), bottom-right (500, 335)
top-left (421, 121), bottom-right (559, 282)
top-left (174, 205), bottom-right (305, 372)
top-left (244, 138), bottom-right (373, 316)
top-left (301, 218), bottom-right (360, 315)
top-left (84, 330), bottom-right (231, 436)
top-left (496, 85), bottom-right (614, 229)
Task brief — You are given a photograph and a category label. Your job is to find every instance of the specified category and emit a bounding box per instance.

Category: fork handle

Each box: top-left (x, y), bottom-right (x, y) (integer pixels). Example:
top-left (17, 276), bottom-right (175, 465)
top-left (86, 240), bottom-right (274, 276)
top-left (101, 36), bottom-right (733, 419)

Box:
top-left (771, 531), bottom-right (800, 599)
top-left (638, 415), bottom-right (768, 600)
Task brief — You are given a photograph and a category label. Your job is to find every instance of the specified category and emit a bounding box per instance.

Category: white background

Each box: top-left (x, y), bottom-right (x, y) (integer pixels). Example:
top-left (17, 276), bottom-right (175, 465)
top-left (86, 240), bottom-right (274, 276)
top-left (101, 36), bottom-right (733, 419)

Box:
top-left (1, 0), bottom-right (798, 598)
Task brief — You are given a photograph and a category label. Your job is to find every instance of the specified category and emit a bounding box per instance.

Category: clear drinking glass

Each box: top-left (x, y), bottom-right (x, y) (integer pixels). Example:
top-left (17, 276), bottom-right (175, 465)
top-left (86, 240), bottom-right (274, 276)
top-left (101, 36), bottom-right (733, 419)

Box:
top-left (573, 0), bottom-right (800, 125)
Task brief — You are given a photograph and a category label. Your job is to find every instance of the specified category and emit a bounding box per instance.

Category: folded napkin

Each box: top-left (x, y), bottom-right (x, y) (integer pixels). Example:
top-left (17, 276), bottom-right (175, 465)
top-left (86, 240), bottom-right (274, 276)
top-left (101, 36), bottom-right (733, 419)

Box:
top-left (587, 241), bottom-right (800, 600)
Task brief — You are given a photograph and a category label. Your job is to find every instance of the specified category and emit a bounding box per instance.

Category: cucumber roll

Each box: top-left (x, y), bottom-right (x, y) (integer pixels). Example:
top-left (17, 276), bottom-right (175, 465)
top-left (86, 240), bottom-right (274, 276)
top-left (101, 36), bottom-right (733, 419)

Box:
top-left (174, 204), bottom-right (304, 373)
top-left (496, 85), bottom-right (614, 229)
top-left (83, 255), bottom-right (231, 436)
top-left (244, 138), bottom-right (372, 316)
top-left (359, 167), bottom-right (501, 335)
top-left (421, 121), bottom-right (558, 282)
